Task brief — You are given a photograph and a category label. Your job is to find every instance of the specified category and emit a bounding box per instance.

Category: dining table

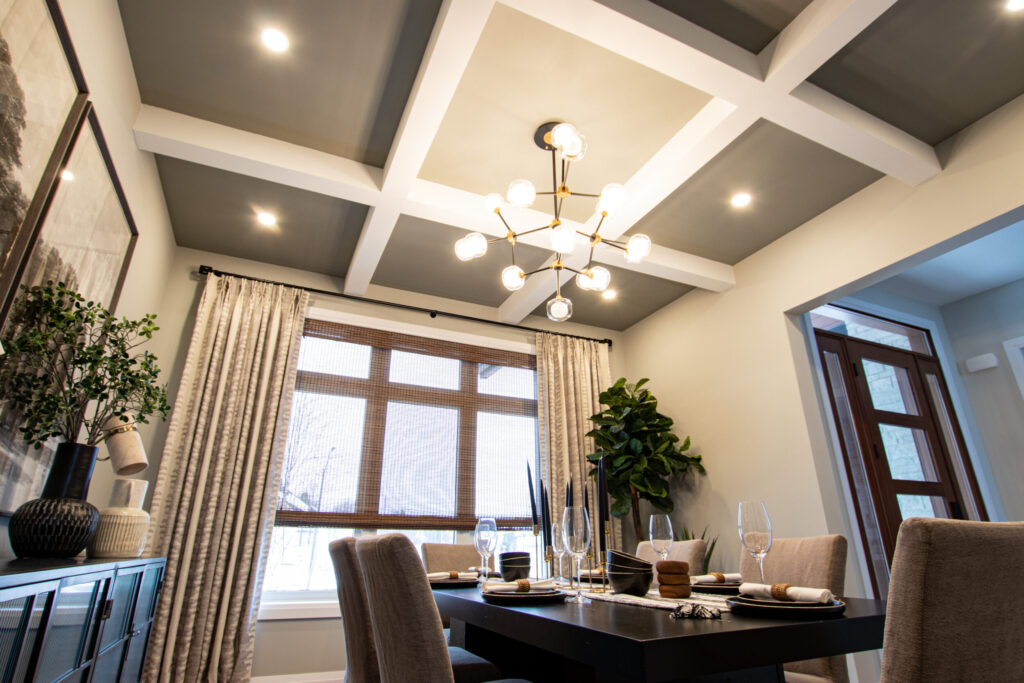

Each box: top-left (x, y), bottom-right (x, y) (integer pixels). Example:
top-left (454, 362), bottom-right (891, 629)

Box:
top-left (433, 587), bottom-right (886, 682)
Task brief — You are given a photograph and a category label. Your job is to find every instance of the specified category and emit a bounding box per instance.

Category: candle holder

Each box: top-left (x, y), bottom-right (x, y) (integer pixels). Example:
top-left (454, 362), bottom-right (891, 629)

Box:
top-left (545, 546), bottom-right (554, 580)
top-left (532, 524), bottom-right (541, 578)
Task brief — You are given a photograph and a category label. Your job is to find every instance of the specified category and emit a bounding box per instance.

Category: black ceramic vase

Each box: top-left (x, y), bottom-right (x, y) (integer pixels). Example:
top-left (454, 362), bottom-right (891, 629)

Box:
top-left (9, 442), bottom-right (100, 558)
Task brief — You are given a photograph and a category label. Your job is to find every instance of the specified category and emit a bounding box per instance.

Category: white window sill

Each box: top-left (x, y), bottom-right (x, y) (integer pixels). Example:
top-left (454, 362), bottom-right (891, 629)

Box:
top-left (259, 594), bottom-right (340, 621)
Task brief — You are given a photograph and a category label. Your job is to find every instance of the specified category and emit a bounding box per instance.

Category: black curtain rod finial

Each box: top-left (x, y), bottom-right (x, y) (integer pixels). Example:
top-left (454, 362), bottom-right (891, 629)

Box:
top-left (195, 264), bottom-right (612, 348)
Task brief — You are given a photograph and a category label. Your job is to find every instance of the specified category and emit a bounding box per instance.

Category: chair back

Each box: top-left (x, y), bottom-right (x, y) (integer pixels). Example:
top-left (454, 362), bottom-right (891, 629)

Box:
top-left (636, 539), bottom-right (707, 585)
top-left (329, 538), bottom-right (380, 683)
top-left (421, 542), bottom-right (480, 572)
top-left (881, 518), bottom-right (1024, 682)
top-left (739, 534), bottom-right (848, 682)
top-left (357, 534), bottom-right (455, 683)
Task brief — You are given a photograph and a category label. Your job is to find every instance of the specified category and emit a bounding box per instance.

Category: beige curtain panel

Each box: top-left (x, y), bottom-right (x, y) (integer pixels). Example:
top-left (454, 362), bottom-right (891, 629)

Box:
top-left (535, 333), bottom-right (621, 554)
top-left (144, 274), bottom-right (308, 682)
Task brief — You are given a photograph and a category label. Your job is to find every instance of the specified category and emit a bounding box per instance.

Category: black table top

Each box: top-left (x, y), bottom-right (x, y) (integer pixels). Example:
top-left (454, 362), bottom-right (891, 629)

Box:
top-left (434, 588), bottom-right (886, 682)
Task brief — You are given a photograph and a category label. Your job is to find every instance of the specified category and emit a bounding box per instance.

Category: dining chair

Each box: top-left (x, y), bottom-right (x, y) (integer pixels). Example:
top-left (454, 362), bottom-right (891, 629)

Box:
top-left (881, 517), bottom-right (1024, 682)
top-left (356, 533), bottom-right (530, 683)
top-left (636, 539), bottom-right (706, 586)
top-left (739, 534), bottom-right (848, 683)
top-left (329, 538), bottom-right (381, 683)
top-left (422, 542), bottom-right (481, 573)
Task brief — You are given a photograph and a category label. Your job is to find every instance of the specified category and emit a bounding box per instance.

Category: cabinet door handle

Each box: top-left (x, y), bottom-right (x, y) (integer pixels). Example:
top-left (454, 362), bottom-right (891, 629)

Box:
top-left (131, 628), bottom-right (143, 637)
top-left (101, 599), bottom-right (113, 620)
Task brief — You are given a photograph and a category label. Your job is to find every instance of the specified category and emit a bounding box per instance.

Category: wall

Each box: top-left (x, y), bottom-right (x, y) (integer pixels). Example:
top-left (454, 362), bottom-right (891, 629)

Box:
top-left (940, 277), bottom-right (1024, 521)
top-left (151, 245), bottom-right (626, 678)
top-left (621, 93), bottom-right (1024, 680)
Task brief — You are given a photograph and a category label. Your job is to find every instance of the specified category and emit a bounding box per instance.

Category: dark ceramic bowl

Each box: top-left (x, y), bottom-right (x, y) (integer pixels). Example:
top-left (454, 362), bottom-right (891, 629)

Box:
top-left (499, 563), bottom-right (531, 581)
top-left (608, 569), bottom-right (653, 596)
top-left (607, 549), bottom-right (651, 570)
top-left (499, 551), bottom-right (530, 561)
top-left (607, 563), bottom-right (654, 574)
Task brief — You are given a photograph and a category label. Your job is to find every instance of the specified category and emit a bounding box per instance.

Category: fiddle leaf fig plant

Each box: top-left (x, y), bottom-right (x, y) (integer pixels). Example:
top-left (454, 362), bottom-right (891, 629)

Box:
top-left (586, 377), bottom-right (704, 542)
top-left (0, 281), bottom-right (170, 449)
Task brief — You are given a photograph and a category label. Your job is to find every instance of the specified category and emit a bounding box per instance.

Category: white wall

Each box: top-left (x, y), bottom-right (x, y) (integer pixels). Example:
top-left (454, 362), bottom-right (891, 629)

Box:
top-left (55, 0), bottom-right (178, 510)
top-left (621, 93), bottom-right (1024, 680)
top-left (940, 277), bottom-right (1024, 521)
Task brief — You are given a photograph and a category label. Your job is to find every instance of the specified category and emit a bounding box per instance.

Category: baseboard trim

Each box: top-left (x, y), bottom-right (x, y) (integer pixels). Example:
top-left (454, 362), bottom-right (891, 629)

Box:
top-left (252, 670), bottom-right (345, 683)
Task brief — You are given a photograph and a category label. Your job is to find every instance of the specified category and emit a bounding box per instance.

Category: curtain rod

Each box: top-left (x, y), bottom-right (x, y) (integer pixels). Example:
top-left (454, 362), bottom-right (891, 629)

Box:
top-left (196, 265), bottom-right (613, 348)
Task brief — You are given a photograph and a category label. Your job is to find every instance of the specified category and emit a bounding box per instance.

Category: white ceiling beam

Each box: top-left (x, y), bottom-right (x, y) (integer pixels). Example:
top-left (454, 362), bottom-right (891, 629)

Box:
top-left (760, 0), bottom-right (897, 92)
top-left (592, 245), bottom-right (735, 292)
top-left (343, 0), bottom-right (495, 295)
top-left (516, 0), bottom-right (938, 184)
top-left (133, 105), bottom-right (383, 207)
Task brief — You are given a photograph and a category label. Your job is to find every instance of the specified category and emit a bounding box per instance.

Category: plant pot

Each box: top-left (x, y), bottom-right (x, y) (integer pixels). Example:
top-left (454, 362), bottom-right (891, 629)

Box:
top-left (9, 442), bottom-right (100, 558)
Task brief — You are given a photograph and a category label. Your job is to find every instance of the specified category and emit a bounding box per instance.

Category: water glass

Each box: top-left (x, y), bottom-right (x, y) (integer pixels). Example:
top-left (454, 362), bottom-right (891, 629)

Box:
top-left (561, 507), bottom-right (591, 603)
top-left (551, 522), bottom-right (566, 582)
top-left (649, 514), bottom-right (673, 562)
top-left (474, 517), bottom-right (497, 578)
top-left (738, 501), bottom-right (773, 583)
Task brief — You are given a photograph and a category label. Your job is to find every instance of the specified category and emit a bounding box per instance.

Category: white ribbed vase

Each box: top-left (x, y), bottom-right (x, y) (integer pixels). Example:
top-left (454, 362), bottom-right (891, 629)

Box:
top-left (87, 479), bottom-right (150, 558)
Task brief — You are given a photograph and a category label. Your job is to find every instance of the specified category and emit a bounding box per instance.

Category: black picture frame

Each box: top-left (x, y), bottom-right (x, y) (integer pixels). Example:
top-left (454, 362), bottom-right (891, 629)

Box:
top-left (0, 0), bottom-right (89, 324)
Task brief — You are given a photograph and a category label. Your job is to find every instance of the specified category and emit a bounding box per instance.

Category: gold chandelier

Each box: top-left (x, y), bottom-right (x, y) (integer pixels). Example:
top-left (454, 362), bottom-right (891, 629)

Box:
top-left (453, 121), bottom-right (651, 322)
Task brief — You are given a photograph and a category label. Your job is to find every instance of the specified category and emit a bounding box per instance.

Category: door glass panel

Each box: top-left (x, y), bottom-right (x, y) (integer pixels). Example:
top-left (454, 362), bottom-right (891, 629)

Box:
top-left (120, 624), bottom-right (150, 683)
top-left (862, 360), bottom-right (919, 415)
top-left (925, 373), bottom-right (980, 520)
top-left (93, 641), bottom-right (125, 681)
top-left (810, 305), bottom-right (932, 354)
top-left (10, 593), bottom-right (48, 682)
top-left (823, 351), bottom-right (890, 596)
top-left (0, 595), bottom-right (29, 679)
top-left (897, 494), bottom-right (948, 520)
top-left (879, 424), bottom-right (939, 481)
top-left (36, 581), bottom-right (99, 680)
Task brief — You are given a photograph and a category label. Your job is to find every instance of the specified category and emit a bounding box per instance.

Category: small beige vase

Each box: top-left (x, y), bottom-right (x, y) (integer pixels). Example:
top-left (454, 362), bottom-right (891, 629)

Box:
top-left (88, 479), bottom-right (150, 558)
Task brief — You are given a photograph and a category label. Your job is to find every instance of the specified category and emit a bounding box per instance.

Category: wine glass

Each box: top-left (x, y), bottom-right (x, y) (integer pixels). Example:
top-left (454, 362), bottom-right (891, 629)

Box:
top-left (474, 517), bottom-right (497, 579)
top-left (551, 522), bottom-right (566, 583)
top-left (649, 514), bottom-right (673, 562)
top-left (561, 507), bottom-right (591, 603)
top-left (738, 501), bottom-right (773, 584)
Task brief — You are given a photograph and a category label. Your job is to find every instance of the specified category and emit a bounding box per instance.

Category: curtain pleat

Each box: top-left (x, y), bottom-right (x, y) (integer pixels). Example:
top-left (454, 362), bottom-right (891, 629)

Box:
top-left (535, 333), bottom-right (620, 554)
top-left (144, 274), bottom-right (308, 682)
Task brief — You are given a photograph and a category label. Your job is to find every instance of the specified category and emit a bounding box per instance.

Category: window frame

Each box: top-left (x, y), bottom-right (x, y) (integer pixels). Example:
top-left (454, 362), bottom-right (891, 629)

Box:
top-left (275, 318), bottom-right (539, 532)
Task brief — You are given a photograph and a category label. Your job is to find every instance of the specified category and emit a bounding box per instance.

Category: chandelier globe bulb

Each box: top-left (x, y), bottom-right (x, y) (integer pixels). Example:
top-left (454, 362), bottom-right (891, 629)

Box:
top-left (507, 179), bottom-right (536, 208)
top-left (483, 193), bottom-right (504, 213)
top-left (546, 296), bottom-right (573, 322)
top-left (625, 233), bottom-right (651, 263)
top-left (550, 223), bottom-right (577, 254)
top-left (597, 183), bottom-right (626, 215)
top-left (501, 265), bottom-right (525, 291)
top-left (550, 123), bottom-right (578, 149)
top-left (454, 232), bottom-right (488, 261)
top-left (561, 132), bottom-right (587, 162)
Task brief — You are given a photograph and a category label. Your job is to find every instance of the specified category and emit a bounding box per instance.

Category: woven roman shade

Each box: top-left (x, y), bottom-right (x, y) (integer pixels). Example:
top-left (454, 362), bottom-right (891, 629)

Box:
top-left (275, 319), bottom-right (538, 531)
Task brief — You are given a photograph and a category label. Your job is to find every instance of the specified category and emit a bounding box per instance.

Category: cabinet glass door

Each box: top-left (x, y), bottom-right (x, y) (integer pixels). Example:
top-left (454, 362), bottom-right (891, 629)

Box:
top-left (34, 577), bottom-right (103, 682)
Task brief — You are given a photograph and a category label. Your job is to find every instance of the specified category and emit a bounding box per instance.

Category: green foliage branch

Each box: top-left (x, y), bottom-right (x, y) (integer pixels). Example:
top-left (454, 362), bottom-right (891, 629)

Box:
top-left (0, 282), bottom-right (170, 448)
top-left (586, 377), bottom-right (704, 542)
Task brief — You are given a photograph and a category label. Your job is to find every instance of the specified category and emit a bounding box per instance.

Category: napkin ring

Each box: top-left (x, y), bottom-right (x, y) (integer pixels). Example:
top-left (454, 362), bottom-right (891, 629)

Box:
top-left (710, 572), bottom-right (726, 583)
top-left (449, 571), bottom-right (460, 580)
top-left (771, 583), bottom-right (792, 601)
top-left (516, 579), bottom-right (531, 593)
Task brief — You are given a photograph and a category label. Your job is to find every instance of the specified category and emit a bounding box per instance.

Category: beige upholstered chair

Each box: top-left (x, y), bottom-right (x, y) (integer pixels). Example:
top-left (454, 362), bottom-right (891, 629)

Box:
top-left (636, 539), bottom-right (707, 587)
top-left (881, 518), bottom-right (1024, 682)
top-left (422, 543), bottom-right (481, 573)
top-left (356, 534), bottom-right (529, 683)
top-left (739, 534), bottom-right (848, 683)
top-left (329, 538), bottom-right (381, 683)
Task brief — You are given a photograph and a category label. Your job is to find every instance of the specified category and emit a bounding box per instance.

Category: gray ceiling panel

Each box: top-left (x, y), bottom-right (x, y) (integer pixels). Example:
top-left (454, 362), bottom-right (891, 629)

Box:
top-left (372, 216), bottom-right (552, 308)
top-left (157, 156), bottom-right (366, 278)
top-left (649, 0), bottom-right (811, 53)
top-left (119, 0), bottom-right (440, 166)
top-left (809, 0), bottom-right (1024, 145)
top-left (631, 120), bottom-right (882, 264)
top-left (530, 266), bottom-right (693, 331)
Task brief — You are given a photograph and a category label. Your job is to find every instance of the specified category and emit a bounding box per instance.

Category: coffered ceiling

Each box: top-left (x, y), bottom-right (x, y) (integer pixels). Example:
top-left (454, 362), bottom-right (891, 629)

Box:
top-left (118, 0), bottom-right (1024, 331)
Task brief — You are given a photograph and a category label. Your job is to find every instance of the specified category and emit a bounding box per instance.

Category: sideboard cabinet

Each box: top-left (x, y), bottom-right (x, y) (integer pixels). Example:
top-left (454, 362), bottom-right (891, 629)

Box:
top-left (0, 556), bottom-right (165, 682)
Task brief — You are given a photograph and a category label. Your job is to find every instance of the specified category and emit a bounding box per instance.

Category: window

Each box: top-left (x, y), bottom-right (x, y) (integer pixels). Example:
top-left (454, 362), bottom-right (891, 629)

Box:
top-left (263, 320), bottom-right (539, 595)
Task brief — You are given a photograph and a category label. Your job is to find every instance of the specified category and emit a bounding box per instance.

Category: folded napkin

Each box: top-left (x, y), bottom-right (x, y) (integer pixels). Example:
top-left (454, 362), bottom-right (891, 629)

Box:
top-left (574, 568), bottom-right (604, 577)
top-left (427, 571), bottom-right (478, 581)
top-left (739, 582), bottom-right (834, 604)
top-left (481, 578), bottom-right (556, 593)
top-left (691, 572), bottom-right (742, 585)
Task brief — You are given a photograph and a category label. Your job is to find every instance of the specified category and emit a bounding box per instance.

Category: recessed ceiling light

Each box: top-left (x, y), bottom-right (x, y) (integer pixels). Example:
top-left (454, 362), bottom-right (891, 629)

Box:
top-left (261, 28), bottom-right (290, 53)
top-left (256, 211), bottom-right (277, 227)
top-left (730, 192), bottom-right (752, 208)
top-left (602, 289), bottom-right (617, 300)
top-left (1007, 0), bottom-right (1024, 11)
top-left (60, 169), bottom-right (74, 181)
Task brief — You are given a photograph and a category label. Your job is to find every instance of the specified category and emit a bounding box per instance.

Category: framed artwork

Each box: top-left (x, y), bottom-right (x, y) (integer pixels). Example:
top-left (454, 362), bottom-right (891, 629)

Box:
top-left (0, 0), bottom-right (88, 319)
